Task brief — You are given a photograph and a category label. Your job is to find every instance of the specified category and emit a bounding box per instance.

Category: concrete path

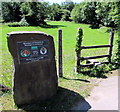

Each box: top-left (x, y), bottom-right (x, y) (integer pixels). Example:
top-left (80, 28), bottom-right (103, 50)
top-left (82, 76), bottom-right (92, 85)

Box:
top-left (72, 70), bottom-right (119, 111)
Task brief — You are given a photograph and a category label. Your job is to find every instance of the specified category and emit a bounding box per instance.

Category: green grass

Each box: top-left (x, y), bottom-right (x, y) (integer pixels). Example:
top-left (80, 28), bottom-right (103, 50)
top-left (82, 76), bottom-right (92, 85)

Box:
top-left (0, 21), bottom-right (118, 110)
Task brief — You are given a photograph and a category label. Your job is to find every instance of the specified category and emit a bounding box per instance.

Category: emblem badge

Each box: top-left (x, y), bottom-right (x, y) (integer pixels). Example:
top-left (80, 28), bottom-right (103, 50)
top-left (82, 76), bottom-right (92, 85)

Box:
top-left (40, 47), bottom-right (47, 55)
top-left (20, 49), bottom-right (30, 57)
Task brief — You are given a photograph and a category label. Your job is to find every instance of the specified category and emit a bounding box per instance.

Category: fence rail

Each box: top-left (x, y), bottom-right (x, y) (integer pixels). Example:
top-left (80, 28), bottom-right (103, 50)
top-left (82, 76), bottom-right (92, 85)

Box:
top-left (81, 45), bottom-right (111, 49)
top-left (81, 54), bottom-right (110, 60)
top-left (80, 61), bottom-right (109, 67)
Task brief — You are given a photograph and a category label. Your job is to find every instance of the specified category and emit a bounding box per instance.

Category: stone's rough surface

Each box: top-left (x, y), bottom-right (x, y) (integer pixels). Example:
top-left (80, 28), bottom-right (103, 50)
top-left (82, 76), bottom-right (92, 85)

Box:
top-left (7, 31), bottom-right (58, 106)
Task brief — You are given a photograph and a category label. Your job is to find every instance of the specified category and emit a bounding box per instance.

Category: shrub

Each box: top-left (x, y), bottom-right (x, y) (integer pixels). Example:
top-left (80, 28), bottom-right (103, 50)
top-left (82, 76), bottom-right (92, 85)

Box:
top-left (7, 17), bottom-right (30, 27)
top-left (19, 17), bottom-right (29, 26)
top-left (113, 40), bottom-right (120, 68)
top-left (90, 64), bottom-right (111, 77)
top-left (7, 22), bottom-right (20, 27)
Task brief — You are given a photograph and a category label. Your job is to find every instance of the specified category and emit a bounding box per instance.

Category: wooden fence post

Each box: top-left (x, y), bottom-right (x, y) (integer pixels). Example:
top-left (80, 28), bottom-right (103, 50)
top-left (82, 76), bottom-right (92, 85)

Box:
top-left (76, 50), bottom-right (81, 73)
top-left (109, 29), bottom-right (114, 63)
top-left (58, 29), bottom-right (63, 77)
top-left (75, 28), bottom-right (83, 73)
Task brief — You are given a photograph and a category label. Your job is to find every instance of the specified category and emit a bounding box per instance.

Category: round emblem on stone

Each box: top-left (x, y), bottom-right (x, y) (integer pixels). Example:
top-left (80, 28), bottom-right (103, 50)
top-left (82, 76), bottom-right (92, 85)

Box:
top-left (20, 49), bottom-right (30, 57)
top-left (40, 47), bottom-right (47, 55)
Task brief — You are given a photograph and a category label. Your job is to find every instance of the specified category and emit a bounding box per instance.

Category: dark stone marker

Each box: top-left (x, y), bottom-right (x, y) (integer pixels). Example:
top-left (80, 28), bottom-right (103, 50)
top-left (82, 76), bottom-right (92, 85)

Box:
top-left (7, 31), bottom-right (58, 106)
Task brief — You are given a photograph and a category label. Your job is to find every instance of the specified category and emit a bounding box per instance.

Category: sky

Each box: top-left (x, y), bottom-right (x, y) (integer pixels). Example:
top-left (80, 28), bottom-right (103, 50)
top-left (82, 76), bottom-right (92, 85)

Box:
top-left (43, 0), bottom-right (84, 4)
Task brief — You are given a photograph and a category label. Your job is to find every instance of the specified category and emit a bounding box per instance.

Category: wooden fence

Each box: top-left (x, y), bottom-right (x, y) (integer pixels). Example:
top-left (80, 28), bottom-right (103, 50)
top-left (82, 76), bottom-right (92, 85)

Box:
top-left (76, 29), bottom-right (114, 72)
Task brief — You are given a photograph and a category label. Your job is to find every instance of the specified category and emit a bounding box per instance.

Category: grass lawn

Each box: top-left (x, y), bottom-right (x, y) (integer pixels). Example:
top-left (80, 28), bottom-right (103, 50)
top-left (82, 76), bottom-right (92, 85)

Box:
top-left (0, 21), bottom-right (118, 110)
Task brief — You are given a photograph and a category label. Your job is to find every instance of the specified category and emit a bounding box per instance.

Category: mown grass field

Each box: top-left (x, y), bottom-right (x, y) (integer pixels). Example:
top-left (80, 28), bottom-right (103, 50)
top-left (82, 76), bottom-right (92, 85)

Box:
top-left (0, 21), bottom-right (118, 110)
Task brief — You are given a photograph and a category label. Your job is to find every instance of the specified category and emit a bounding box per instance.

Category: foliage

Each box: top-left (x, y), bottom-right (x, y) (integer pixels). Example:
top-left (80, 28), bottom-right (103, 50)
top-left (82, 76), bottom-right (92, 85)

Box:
top-left (71, 3), bottom-right (86, 23)
top-left (116, 2), bottom-right (120, 67)
top-left (113, 40), bottom-right (120, 68)
top-left (1, 2), bottom-right (49, 25)
top-left (7, 17), bottom-right (29, 27)
top-left (2, 2), bottom-right (21, 22)
top-left (20, 2), bottom-right (49, 25)
top-left (48, 0), bottom-right (75, 21)
top-left (1, 1), bottom-right (75, 24)
top-left (90, 64), bottom-right (111, 77)
top-left (96, 2), bottom-right (118, 27)
top-left (19, 17), bottom-right (29, 26)
top-left (7, 22), bottom-right (20, 27)
top-left (61, 9), bottom-right (71, 21)
top-left (71, 2), bottom-right (118, 27)
top-left (1, 1), bottom-right (119, 28)
top-left (112, 1), bottom-right (120, 68)
top-left (61, 0), bottom-right (75, 12)
top-left (48, 3), bottom-right (63, 21)
top-left (83, 2), bottom-right (97, 24)
top-left (0, 3), bottom-right (2, 21)
top-left (96, 2), bottom-right (111, 26)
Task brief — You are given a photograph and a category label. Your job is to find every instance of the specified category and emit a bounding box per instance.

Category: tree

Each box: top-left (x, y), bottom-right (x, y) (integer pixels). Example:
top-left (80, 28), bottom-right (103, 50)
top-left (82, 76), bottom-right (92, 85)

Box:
top-left (20, 2), bottom-right (49, 25)
top-left (107, 2), bottom-right (118, 27)
top-left (61, 0), bottom-right (75, 12)
top-left (71, 2), bottom-right (86, 23)
top-left (48, 3), bottom-right (63, 21)
top-left (71, 1), bottom-right (118, 27)
top-left (96, 2), bottom-right (118, 27)
top-left (61, 9), bottom-right (71, 21)
top-left (2, 2), bottom-right (21, 22)
top-left (83, 2), bottom-right (97, 24)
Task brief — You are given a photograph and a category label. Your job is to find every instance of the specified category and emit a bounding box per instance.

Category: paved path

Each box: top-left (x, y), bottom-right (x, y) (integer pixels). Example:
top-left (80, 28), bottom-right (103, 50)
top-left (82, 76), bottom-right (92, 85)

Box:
top-left (72, 70), bottom-right (119, 111)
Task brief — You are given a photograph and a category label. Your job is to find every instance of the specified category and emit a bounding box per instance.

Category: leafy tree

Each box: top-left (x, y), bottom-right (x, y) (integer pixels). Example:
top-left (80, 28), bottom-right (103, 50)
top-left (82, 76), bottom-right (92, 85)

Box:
top-left (71, 2), bottom-right (86, 23)
top-left (96, 2), bottom-right (109, 26)
top-left (83, 2), bottom-right (97, 24)
top-left (2, 2), bottom-right (21, 22)
top-left (61, 9), bottom-right (70, 21)
top-left (36, 2), bottom-right (50, 24)
top-left (96, 2), bottom-right (107, 25)
top-left (108, 2), bottom-right (118, 27)
top-left (48, 3), bottom-right (63, 21)
top-left (71, 1), bottom-right (118, 27)
top-left (61, 0), bottom-right (75, 12)
top-left (20, 2), bottom-right (49, 25)
top-left (71, 2), bottom-right (97, 24)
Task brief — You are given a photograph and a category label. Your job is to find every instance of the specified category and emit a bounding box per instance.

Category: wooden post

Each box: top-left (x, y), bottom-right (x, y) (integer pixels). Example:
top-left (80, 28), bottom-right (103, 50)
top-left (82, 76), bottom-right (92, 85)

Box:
top-left (75, 28), bottom-right (83, 73)
top-left (58, 29), bottom-right (63, 77)
top-left (76, 51), bottom-right (81, 73)
top-left (109, 29), bottom-right (114, 63)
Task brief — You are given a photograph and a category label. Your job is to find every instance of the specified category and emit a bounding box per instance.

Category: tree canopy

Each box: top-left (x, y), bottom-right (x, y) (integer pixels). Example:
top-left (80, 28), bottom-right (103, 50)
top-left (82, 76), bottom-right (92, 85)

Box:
top-left (2, 2), bottom-right (21, 22)
top-left (1, 1), bottom-right (119, 28)
top-left (71, 2), bottom-right (119, 27)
